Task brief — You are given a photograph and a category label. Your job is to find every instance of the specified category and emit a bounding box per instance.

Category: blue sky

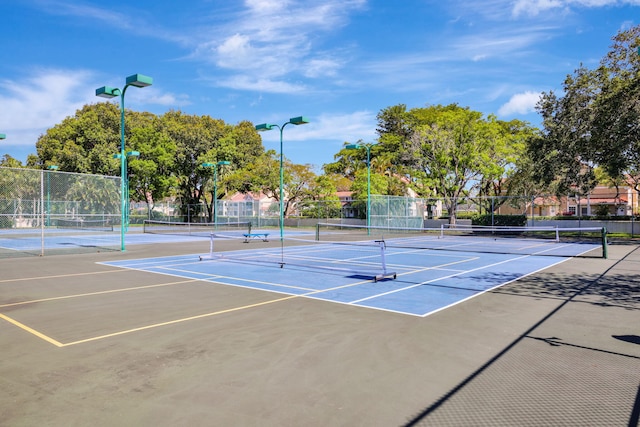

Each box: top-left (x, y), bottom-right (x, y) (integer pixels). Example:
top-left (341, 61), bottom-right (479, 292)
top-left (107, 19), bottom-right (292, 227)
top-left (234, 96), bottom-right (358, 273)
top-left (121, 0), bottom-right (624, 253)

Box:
top-left (1, 0), bottom-right (639, 171)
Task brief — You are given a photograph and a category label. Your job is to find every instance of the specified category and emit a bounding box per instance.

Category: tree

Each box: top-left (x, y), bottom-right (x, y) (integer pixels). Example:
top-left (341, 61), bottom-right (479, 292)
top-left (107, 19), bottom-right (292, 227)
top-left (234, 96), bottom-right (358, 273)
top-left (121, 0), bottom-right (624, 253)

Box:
top-left (531, 25), bottom-right (640, 197)
top-left (349, 170), bottom-right (388, 219)
top-left (298, 174), bottom-right (342, 219)
top-left (159, 112), bottom-right (264, 222)
top-left (0, 155), bottom-right (24, 168)
top-left (591, 25), bottom-right (640, 180)
top-left (472, 118), bottom-right (535, 213)
top-left (200, 120), bottom-right (264, 221)
top-left (530, 67), bottom-right (599, 197)
top-left (35, 102), bottom-right (121, 174)
top-left (225, 152), bottom-right (320, 218)
top-left (324, 140), bottom-right (408, 197)
top-left (127, 119), bottom-right (178, 218)
top-left (379, 104), bottom-right (529, 223)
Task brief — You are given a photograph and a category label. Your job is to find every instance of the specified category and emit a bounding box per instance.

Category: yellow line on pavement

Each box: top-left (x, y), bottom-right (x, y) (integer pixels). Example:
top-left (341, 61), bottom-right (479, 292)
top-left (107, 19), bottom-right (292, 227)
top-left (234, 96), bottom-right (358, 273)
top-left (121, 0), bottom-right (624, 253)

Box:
top-left (0, 313), bottom-right (64, 347)
top-left (61, 294), bottom-right (299, 347)
top-left (0, 279), bottom-right (202, 308)
top-left (0, 268), bottom-right (128, 284)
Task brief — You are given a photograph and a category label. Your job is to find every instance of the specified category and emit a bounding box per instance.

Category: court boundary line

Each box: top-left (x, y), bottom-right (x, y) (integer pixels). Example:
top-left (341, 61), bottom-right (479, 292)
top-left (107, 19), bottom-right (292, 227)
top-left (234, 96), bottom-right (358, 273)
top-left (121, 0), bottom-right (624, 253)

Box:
top-left (1, 264), bottom-right (407, 347)
top-left (2, 248), bottom-right (575, 347)
top-left (0, 268), bottom-right (129, 284)
top-left (0, 278), bottom-right (203, 309)
top-left (0, 312), bottom-right (65, 347)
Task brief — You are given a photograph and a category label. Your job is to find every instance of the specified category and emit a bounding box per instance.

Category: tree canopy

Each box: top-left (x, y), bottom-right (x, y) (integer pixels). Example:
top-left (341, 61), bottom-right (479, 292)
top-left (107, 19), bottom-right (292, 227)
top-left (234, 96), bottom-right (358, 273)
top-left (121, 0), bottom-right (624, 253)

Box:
top-left (531, 25), bottom-right (640, 196)
top-left (374, 104), bottom-right (533, 222)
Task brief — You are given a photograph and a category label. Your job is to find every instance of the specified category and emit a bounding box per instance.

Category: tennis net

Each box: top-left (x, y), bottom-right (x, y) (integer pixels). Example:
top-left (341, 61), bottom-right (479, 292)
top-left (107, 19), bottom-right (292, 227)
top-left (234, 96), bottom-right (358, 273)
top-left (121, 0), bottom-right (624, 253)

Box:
top-left (143, 220), bottom-right (251, 237)
top-left (55, 218), bottom-right (114, 232)
top-left (199, 233), bottom-right (397, 281)
top-left (315, 223), bottom-right (608, 258)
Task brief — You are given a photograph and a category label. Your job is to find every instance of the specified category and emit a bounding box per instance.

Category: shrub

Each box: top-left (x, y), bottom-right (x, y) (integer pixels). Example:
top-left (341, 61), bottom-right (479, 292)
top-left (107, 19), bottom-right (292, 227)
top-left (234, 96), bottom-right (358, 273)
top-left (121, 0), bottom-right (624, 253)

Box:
top-left (471, 214), bottom-right (527, 227)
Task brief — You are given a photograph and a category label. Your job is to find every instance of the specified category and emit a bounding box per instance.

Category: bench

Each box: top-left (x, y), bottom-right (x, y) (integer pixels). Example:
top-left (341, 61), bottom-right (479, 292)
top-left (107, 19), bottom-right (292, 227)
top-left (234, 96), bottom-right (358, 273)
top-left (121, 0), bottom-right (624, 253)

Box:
top-left (243, 233), bottom-right (269, 243)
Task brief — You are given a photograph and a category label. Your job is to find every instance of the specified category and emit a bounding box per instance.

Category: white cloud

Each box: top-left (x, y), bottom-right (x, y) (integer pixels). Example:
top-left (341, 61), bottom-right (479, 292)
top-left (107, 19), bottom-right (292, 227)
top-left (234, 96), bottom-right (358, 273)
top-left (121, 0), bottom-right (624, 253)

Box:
top-left (256, 111), bottom-right (377, 142)
top-left (303, 58), bottom-right (342, 78)
top-left (0, 69), bottom-right (96, 145)
top-left (216, 76), bottom-right (307, 93)
top-left (143, 90), bottom-right (191, 107)
top-left (512, 0), bottom-right (564, 16)
top-left (511, 0), bottom-right (640, 17)
top-left (498, 91), bottom-right (541, 116)
top-left (254, 110), bottom-right (377, 167)
top-left (33, 0), bottom-right (189, 44)
top-left (0, 69), bottom-right (184, 148)
top-left (192, 0), bottom-right (367, 92)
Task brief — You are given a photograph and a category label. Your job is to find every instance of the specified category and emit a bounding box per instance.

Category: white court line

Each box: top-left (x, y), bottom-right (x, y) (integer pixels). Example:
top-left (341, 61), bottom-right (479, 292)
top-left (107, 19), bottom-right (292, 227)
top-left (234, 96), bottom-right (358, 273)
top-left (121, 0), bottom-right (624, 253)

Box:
top-left (349, 253), bottom-right (565, 305)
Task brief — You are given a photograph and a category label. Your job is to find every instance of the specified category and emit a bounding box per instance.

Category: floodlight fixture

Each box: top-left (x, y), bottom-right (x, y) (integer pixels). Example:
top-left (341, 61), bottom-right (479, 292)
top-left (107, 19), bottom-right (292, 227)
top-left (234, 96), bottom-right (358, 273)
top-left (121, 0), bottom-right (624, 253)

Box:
top-left (253, 116), bottom-right (309, 242)
top-left (95, 73), bottom-right (153, 251)
top-left (95, 86), bottom-right (120, 98)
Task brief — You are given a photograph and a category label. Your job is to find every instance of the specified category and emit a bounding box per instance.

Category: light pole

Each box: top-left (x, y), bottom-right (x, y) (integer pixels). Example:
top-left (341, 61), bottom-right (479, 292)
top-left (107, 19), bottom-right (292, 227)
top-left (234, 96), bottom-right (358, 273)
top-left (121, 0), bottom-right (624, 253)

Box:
top-left (202, 161), bottom-right (231, 224)
top-left (112, 150), bottom-right (139, 232)
top-left (255, 116), bottom-right (309, 241)
top-left (96, 74), bottom-right (152, 251)
top-left (46, 165), bottom-right (58, 226)
top-left (346, 142), bottom-right (376, 233)
top-left (124, 151), bottom-right (139, 231)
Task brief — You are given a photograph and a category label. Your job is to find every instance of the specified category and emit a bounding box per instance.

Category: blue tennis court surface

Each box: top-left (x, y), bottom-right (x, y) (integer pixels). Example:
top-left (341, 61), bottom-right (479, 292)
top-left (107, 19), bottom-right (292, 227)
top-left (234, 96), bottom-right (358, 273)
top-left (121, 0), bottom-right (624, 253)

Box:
top-left (100, 241), bottom-right (582, 317)
top-left (0, 230), bottom-right (220, 251)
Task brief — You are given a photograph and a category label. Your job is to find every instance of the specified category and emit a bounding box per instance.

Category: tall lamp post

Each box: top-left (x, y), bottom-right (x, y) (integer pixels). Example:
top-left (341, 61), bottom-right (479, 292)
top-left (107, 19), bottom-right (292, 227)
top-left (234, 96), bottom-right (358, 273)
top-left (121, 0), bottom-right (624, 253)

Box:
top-left (96, 74), bottom-right (152, 251)
top-left (255, 117), bottom-right (309, 241)
top-left (346, 142), bottom-right (376, 233)
top-left (202, 161), bottom-right (231, 224)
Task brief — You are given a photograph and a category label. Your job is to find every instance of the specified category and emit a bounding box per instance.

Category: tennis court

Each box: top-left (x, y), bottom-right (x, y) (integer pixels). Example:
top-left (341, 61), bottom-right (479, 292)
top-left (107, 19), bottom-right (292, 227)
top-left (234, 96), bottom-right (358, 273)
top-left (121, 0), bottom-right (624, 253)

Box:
top-left (1, 228), bottom-right (638, 426)
top-left (100, 231), bottom-right (601, 317)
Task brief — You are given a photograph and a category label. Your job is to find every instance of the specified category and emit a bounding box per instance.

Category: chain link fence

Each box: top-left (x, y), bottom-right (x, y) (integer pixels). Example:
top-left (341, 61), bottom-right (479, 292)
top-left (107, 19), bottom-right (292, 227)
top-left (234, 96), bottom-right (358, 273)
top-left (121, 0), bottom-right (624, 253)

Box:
top-left (4, 165), bottom-right (636, 259)
top-left (130, 191), bottom-right (640, 235)
top-left (0, 167), bottom-right (121, 258)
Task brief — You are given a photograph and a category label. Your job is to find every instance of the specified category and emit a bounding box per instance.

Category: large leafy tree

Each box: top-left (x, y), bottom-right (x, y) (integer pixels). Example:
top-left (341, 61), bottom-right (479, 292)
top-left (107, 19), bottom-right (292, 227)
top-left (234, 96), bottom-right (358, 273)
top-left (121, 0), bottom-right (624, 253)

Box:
top-left (200, 120), bottom-right (264, 221)
top-left (530, 66), bottom-right (600, 197)
top-left (226, 151), bottom-right (322, 218)
top-left (159, 110), bottom-right (228, 221)
top-left (34, 105), bottom-right (266, 222)
top-left (324, 140), bottom-right (407, 197)
top-left (591, 26), bottom-right (640, 188)
top-left (35, 102), bottom-right (121, 174)
top-left (379, 104), bottom-right (530, 223)
top-left (299, 174), bottom-right (342, 218)
top-left (159, 112), bottom-right (264, 221)
top-left (0, 155), bottom-right (24, 168)
top-left (127, 116), bottom-right (178, 217)
top-left (532, 25), bottom-right (640, 196)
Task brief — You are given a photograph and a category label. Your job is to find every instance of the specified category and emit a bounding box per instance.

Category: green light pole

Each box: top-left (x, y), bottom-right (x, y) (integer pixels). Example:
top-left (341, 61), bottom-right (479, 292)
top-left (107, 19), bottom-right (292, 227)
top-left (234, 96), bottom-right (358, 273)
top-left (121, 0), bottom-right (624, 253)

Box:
top-left (96, 74), bottom-right (152, 251)
top-left (124, 151), bottom-right (139, 231)
top-left (46, 165), bottom-right (58, 226)
top-left (202, 161), bottom-right (231, 224)
top-left (255, 117), bottom-right (309, 241)
top-left (346, 142), bottom-right (376, 233)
